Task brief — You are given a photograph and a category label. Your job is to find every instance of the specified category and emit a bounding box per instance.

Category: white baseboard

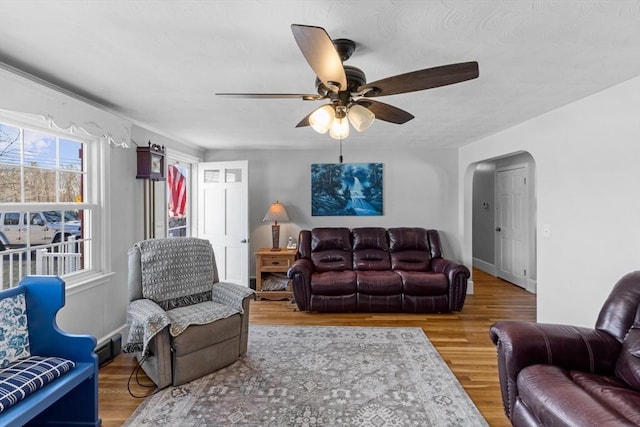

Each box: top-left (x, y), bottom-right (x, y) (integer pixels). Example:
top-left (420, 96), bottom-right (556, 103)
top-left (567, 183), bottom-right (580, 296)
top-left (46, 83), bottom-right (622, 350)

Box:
top-left (472, 257), bottom-right (496, 276)
top-left (467, 279), bottom-right (475, 295)
top-left (526, 278), bottom-right (537, 294)
top-left (97, 324), bottom-right (128, 348)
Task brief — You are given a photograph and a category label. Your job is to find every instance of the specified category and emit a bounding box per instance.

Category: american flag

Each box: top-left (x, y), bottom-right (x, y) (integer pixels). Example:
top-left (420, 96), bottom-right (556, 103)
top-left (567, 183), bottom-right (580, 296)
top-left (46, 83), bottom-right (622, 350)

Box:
top-left (168, 165), bottom-right (187, 217)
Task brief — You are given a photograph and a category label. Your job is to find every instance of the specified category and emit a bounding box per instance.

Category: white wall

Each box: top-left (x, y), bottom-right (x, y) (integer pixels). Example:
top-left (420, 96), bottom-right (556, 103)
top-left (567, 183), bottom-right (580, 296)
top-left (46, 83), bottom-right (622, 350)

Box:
top-left (205, 146), bottom-right (463, 277)
top-left (0, 65), bottom-right (136, 345)
top-left (460, 76), bottom-right (640, 327)
top-left (0, 66), bottom-right (204, 347)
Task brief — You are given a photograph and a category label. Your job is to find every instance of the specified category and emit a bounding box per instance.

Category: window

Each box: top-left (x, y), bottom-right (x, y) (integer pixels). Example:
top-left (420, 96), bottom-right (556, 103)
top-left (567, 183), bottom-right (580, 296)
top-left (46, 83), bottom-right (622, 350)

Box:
top-left (166, 160), bottom-right (190, 238)
top-left (0, 120), bottom-right (95, 289)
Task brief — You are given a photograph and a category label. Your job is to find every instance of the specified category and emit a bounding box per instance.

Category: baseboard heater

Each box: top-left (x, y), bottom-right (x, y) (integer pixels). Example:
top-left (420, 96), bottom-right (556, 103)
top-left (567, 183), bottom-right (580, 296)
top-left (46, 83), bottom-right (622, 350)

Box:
top-left (96, 333), bottom-right (122, 367)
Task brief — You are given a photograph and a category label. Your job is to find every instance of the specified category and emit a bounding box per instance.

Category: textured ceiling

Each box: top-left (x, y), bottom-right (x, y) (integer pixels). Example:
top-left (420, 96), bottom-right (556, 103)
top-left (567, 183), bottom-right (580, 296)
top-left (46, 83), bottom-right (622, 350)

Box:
top-left (0, 0), bottom-right (639, 151)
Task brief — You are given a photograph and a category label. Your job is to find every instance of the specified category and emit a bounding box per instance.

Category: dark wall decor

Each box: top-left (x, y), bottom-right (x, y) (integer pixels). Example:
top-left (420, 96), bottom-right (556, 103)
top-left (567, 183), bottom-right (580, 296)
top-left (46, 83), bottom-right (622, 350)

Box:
top-left (136, 141), bottom-right (165, 181)
top-left (311, 163), bottom-right (383, 216)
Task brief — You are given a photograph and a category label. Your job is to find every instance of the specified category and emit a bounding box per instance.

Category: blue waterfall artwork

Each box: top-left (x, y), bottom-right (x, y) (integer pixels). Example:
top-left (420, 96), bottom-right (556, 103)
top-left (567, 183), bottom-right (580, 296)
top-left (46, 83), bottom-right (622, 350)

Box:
top-left (311, 163), bottom-right (383, 216)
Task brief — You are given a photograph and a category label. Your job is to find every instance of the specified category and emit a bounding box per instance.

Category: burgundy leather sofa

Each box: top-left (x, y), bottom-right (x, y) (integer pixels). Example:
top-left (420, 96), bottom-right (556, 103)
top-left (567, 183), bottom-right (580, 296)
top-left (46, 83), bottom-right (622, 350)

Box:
top-left (286, 227), bottom-right (470, 313)
top-left (490, 271), bottom-right (640, 426)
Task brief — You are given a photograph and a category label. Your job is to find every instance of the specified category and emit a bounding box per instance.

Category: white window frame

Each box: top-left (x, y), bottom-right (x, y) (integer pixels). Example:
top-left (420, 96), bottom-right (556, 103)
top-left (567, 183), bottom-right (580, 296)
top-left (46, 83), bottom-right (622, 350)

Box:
top-left (0, 111), bottom-right (108, 289)
top-left (165, 150), bottom-right (199, 238)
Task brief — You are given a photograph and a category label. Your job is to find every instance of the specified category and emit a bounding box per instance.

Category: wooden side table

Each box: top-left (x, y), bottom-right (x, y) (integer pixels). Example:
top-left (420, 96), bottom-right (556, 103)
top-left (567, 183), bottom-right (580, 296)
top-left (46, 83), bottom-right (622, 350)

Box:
top-left (255, 248), bottom-right (297, 300)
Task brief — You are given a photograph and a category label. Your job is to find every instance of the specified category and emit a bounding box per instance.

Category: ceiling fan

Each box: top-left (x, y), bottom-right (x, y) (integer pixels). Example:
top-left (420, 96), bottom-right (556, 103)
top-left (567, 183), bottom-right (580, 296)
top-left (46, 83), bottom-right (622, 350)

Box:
top-left (217, 24), bottom-right (479, 140)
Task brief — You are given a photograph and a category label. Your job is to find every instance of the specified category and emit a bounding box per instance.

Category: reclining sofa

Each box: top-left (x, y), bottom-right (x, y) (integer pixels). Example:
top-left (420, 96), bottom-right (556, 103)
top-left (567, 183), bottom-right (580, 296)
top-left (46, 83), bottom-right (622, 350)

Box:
top-left (490, 271), bottom-right (640, 426)
top-left (287, 227), bottom-right (470, 313)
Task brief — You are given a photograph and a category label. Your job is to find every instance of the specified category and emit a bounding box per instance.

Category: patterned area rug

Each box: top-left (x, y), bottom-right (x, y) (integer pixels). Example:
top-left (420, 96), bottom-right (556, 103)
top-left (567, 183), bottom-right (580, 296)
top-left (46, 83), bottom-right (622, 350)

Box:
top-left (124, 325), bottom-right (488, 426)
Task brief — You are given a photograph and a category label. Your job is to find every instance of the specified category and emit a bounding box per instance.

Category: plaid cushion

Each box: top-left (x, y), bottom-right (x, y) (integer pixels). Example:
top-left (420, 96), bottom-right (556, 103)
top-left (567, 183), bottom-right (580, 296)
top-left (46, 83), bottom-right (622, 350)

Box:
top-left (0, 355), bottom-right (75, 413)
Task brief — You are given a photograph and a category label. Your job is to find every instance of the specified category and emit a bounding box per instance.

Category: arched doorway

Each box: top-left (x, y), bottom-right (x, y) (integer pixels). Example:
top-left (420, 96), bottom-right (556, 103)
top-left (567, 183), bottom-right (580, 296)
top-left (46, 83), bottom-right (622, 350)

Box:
top-left (471, 152), bottom-right (537, 293)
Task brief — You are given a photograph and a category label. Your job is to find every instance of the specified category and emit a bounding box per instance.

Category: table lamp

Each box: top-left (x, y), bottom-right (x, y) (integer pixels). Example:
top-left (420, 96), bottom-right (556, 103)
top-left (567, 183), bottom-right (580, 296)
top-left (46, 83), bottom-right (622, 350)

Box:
top-left (263, 201), bottom-right (289, 250)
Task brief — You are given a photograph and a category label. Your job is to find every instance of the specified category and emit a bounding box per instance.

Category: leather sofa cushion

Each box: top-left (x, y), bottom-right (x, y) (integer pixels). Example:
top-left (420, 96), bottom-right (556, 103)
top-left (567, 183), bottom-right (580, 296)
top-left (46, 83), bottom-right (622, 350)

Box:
top-left (388, 227), bottom-right (430, 252)
top-left (390, 251), bottom-right (431, 271)
top-left (311, 250), bottom-right (353, 272)
top-left (356, 271), bottom-right (402, 295)
top-left (397, 271), bottom-right (448, 295)
top-left (615, 327), bottom-right (640, 389)
top-left (517, 364), bottom-right (640, 426)
top-left (311, 228), bottom-right (353, 272)
top-left (353, 248), bottom-right (390, 271)
top-left (352, 227), bottom-right (390, 271)
top-left (573, 370), bottom-right (640, 424)
top-left (311, 227), bottom-right (352, 252)
top-left (352, 227), bottom-right (389, 251)
top-left (388, 227), bottom-right (431, 271)
top-left (311, 271), bottom-right (357, 295)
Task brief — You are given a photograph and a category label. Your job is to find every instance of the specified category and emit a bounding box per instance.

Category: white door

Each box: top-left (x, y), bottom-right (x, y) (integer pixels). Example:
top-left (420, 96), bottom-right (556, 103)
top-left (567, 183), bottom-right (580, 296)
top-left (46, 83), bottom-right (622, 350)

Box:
top-left (197, 160), bottom-right (249, 286)
top-left (495, 165), bottom-right (528, 288)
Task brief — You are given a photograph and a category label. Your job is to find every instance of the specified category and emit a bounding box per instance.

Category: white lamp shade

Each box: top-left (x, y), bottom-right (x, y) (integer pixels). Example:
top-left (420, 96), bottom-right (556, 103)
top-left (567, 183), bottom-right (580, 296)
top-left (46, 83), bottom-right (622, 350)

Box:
top-left (329, 116), bottom-right (350, 139)
top-left (263, 201), bottom-right (289, 223)
top-left (348, 104), bottom-right (375, 132)
top-left (309, 104), bottom-right (335, 134)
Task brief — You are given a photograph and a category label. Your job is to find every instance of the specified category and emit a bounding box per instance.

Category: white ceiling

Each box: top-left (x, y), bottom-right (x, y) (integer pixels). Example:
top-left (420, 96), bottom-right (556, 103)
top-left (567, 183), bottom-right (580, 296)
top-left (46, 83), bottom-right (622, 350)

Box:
top-left (1, 0), bottom-right (639, 151)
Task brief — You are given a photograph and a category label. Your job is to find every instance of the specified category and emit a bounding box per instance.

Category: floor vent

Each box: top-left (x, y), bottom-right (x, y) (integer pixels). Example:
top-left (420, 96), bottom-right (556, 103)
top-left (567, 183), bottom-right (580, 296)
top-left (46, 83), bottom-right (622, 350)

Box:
top-left (96, 333), bottom-right (122, 367)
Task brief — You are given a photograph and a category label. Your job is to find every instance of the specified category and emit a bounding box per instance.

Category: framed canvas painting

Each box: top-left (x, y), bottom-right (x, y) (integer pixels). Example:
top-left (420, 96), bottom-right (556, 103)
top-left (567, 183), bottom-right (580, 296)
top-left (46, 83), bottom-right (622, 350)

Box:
top-left (311, 163), bottom-right (383, 216)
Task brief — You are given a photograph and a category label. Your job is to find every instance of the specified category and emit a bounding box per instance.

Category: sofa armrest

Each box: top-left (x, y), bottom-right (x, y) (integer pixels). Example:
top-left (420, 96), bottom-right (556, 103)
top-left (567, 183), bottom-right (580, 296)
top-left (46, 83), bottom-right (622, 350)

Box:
top-left (212, 281), bottom-right (255, 313)
top-left (489, 321), bottom-right (621, 419)
top-left (125, 298), bottom-right (171, 355)
top-left (287, 258), bottom-right (313, 311)
top-left (430, 257), bottom-right (470, 311)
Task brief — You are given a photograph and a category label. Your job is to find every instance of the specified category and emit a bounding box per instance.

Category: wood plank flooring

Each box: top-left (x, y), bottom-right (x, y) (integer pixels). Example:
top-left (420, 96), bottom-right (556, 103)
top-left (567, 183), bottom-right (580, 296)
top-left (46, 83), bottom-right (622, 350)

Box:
top-left (98, 269), bottom-right (536, 426)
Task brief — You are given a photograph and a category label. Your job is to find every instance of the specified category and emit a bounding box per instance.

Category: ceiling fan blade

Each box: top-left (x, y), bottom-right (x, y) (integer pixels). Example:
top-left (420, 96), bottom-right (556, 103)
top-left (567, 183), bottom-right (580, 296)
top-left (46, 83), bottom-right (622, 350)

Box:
top-left (296, 113), bottom-right (311, 128)
top-left (358, 61), bottom-right (479, 97)
top-left (216, 93), bottom-right (325, 100)
top-left (291, 24), bottom-right (347, 92)
top-left (355, 99), bottom-right (414, 124)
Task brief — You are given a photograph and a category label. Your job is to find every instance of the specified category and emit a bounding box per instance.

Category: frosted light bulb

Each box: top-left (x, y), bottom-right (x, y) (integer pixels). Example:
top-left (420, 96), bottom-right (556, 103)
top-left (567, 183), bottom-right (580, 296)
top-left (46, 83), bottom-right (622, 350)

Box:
top-left (329, 117), bottom-right (349, 139)
top-left (309, 104), bottom-right (334, 134)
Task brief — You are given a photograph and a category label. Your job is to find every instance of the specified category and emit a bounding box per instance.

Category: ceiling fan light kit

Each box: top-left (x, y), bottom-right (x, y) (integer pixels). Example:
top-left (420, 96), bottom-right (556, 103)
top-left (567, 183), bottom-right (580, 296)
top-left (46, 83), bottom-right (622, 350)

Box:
top-left (217, 24), bottom-right (479, 140)
top-left (308, 103), bottom-right (374, 138)
top-left (329, 115), bottom-right (349, 140)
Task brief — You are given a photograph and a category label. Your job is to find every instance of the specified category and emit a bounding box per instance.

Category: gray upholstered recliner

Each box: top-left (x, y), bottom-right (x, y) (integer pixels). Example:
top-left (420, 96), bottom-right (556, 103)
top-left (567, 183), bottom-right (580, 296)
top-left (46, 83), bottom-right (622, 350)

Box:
top-left (125, 237), bottom-right (255, 389)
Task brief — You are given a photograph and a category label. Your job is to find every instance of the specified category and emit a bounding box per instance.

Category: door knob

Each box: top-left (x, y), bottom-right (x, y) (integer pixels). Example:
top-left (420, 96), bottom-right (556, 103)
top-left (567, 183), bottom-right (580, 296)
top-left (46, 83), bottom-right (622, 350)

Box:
top-left (495, 227), bottom-right (501, 232)
top-left (240, 239), bottom-right (247, 243)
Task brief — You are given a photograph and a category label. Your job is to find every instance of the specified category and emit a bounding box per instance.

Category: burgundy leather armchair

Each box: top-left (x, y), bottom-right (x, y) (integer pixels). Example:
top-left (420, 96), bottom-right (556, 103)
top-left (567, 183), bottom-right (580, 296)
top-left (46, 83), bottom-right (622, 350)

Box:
top-left (287, 227), bottom-right (470, 313)
top-left (490, 271), bottom-right (640, 426)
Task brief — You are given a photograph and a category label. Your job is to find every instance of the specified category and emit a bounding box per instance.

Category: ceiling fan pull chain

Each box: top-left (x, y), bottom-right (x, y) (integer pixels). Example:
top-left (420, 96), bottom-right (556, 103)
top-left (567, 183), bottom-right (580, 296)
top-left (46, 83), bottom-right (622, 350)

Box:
top-left (339, 137), bottom-right (343, 163)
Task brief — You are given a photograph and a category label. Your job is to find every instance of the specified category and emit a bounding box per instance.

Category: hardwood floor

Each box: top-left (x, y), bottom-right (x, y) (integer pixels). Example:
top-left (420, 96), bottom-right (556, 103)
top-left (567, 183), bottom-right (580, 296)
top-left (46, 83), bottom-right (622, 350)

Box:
top-left (98, 269), bottom-right (536, 426)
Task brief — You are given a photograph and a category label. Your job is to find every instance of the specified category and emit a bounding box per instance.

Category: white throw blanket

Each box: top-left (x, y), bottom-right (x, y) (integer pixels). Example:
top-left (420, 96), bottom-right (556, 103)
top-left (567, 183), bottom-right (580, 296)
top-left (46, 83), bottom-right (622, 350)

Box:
top-left (125, 297), bottom-right (240, 355)
top-left (138, 238), bottom-right (215, 309)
